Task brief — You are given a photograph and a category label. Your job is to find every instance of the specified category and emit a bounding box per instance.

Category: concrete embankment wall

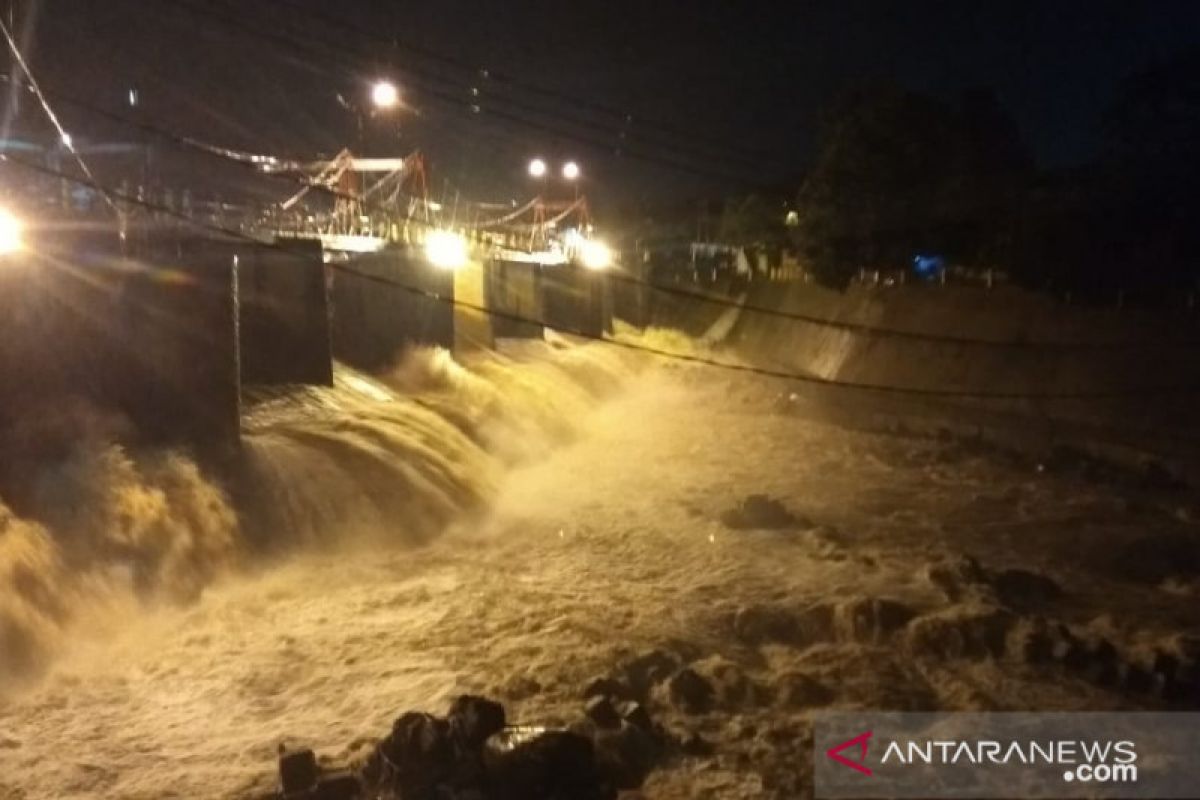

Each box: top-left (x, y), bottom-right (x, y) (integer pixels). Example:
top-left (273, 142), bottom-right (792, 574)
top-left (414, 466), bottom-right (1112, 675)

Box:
top-left (0, 230), bottom-right (242, 454)
top-left (726, 280), bottom-right (1200, 448)
top-left (0, 228), bottom-right (619, 454)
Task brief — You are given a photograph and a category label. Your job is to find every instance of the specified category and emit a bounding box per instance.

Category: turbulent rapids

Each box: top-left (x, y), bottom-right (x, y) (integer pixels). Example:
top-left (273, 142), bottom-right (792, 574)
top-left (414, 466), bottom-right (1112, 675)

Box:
top-left (3, 320), bottom-right (1199, 799)
top-left (0, 338), bottom-right (638, 688)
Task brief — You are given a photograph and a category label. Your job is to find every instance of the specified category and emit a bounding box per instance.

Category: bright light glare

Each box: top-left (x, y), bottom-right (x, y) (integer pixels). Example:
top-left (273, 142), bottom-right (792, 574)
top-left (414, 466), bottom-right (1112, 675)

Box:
top-left (0, 209), bottom-right (23, 256)
top-left (579, 239), bottom-right (612, 270)
top-left (371, 81), bottom-right (400, 109)
top-left (425, 230), bottom-right (468, 270)
top-left (60, 133), bottom-right (72, 148)
top-left (528, 158), bottom-right (547, 178)
top-left (562, 161), bottom-right (581, 180)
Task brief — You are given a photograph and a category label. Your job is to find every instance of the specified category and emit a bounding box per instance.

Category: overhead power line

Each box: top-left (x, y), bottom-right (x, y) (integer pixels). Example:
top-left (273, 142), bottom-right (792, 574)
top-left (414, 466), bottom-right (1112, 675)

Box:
top-left (257, 0), bottom-right (789, 170)
top-left (6, 153), bottom-right (1200, 401)
top-left (163, 0), bottom-right (771, 184)
top-left (13, 74), bottom-right (1200, 353)
top-left (0, 15), bottom-right (121, 218)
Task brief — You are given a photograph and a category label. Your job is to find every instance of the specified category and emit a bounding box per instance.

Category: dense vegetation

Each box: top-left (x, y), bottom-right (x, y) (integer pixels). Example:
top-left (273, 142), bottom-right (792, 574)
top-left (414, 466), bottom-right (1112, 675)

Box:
top-left (789, 49), bottom-right (1200, 301)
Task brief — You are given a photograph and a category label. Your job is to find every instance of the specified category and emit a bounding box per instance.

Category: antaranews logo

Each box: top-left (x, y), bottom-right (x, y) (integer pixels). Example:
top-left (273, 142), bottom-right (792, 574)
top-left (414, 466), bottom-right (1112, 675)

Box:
top-left (876, 738), bottom-right (1138, 785)
top-left (825, 731), bottom-right (873, 777)
top-left (824, 732), bottom-right (1137, 783)
top-left (814, 713), bottom-right (1200, 799)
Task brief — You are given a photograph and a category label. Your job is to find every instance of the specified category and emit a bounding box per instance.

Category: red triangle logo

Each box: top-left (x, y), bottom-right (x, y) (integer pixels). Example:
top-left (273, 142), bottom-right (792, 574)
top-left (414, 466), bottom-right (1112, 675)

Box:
top-left (826, 730), bottom-right (873, 776)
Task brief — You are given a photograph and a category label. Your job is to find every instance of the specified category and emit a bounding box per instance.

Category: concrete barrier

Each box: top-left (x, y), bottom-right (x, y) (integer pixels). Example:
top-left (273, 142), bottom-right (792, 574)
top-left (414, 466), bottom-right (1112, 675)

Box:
top-left (453, 257), bottom-right (494, 353)
top-left (329, 246), bottom-right (455, 371)
top-left (236, 239), bottom-right (332, 387)
top-left (612, 257), bottom-right (738, 336)
top-left (0, 226), bottom-right (241, 453)
top-left (541, 264), bottom-right (611, 338)
top-left (486, 259), bottom-right (544, 339)
top-left (727, 280), bottom-right (1200, 440)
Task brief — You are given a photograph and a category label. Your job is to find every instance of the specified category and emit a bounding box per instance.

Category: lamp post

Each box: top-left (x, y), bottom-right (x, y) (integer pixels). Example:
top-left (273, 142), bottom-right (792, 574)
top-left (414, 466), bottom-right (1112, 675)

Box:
top-left (344, 80), bottom-right (402, 153)
top-left (562, 161), bottom-right (581, 198)
top-left (371, 80), bottom-right (400, 111)
top-left (528, 157), bottom-right (548, 180)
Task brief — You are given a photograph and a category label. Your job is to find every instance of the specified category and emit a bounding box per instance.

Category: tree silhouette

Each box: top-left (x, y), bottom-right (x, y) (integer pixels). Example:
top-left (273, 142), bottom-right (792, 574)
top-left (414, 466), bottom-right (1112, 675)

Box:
top-left (794, 85), bottom-right (1030, 288)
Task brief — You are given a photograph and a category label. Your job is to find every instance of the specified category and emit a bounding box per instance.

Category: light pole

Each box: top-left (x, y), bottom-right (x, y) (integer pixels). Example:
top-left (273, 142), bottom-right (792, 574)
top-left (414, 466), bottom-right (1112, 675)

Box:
top-left (561, 160), bottom-right (581, 198)
top-left (371, 80), bottom-right (400, 111)
top-left (343, 80), bottom-right (402, 153)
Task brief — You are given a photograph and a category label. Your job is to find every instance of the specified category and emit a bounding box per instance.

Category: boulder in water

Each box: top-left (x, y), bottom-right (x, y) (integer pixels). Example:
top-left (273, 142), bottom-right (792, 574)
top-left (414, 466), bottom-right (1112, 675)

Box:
top-left (720, 494), bottom-right (804, 530)
top-left (664, 667), bottom-right (715, 715)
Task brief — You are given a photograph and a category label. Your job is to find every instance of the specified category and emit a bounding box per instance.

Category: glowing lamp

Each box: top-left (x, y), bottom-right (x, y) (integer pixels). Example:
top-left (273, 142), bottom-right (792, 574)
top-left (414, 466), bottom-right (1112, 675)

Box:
top-left (425, 230), bottom-right (468, 270)
top-left (0, 209), bottom-right (23, 256)
top-left (371, 81), bottom-right (400, 110)
top-left (528, 158), bottom-right (548, 178)
top-left (579, 239), bottom-right (612, 271)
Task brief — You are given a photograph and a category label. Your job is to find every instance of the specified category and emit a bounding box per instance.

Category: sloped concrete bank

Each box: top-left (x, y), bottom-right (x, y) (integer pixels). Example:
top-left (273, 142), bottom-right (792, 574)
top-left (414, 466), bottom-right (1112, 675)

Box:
top-left (722, 280), bottom-right (1200, 482)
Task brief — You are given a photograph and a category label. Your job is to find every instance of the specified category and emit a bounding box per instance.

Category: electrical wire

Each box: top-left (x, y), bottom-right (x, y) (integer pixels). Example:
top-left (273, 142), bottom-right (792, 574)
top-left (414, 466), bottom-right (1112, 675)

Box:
top-left (256, 0), bottom-right (789, 170)
top-left (163, 0), bottom-right (771, 184)
top-left (0, 14), bottom-right (121, 219)
top-left (6, 152), bottom-right (1200, 401)
top-left (13, 74), bottom-right (1200, 352)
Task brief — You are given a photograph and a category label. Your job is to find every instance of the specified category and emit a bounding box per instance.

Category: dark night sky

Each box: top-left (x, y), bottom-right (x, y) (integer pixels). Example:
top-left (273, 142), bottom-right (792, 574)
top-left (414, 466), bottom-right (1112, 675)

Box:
top-left (20, 0), bottom-right (1200, 210)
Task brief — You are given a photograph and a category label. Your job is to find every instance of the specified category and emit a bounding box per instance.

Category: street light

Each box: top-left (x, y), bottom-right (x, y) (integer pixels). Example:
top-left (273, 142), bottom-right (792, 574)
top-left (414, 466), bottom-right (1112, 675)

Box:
top-left (425, 230), bottom-right (468, 270)
top-left (0, 208), bottom-right (24, 256)
top-left (579, 239), bottom-right (612, 271)
top-left (528, 158), bottom-right (548, 179)
top-left (562, 161), bottom-right (580, 181)
top-left (371, 80), bottom-right (400, 110)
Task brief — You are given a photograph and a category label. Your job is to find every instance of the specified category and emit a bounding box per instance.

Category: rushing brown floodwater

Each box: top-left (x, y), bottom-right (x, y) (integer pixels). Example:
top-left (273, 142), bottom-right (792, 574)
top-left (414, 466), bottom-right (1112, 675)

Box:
top-left (2, 333), bottom-right (1199, 798)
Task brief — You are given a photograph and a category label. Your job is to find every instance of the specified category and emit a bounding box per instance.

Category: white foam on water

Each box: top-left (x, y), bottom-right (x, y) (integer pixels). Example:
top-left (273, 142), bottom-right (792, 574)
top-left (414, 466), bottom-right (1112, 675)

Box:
top-left (0, 339), bottom-right (639, 688)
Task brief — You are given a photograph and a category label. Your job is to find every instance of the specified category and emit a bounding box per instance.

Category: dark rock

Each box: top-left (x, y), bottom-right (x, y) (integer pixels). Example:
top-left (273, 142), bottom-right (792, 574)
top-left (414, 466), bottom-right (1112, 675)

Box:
top-left (1083, 639), bottom-right (1122, 686)
top-left (906, 605), bottom-right (1015, 660)
top-left (487, 731), bottom-right (614, 800)
top-left (279, 747), bottom-right (319, 795)
top-left (585, 696), bottom-right (622, 730)
top-left (925, 555), bottom-right (988, 601)
top-left (1007, 618), bottom-right (1054, 664)
top-left (776, 672), bottom-right (834, 708)
top-left (314, 770), bottom-right (361, 800)
top-left (992, 569), bottom-right (1063, 611)
top-left (1051, 626), bottom-right (1090, 671)
top-left (678, 730), bottom-right (714, 757)
top-left (720, 494), bottom-right (803, 530)
top-left (581, 677), bottom-right (630, 702)
top-left (616, 700), bottom-right (653, 732)
top-left (1152, 649), bottom-right (1181, 684)
top-left (665, 667), bottom-right (715, 715)
top-left (1090, 638), bottom-right (1119, 666)
top-left (733, 603), bottom-right (834, 648)
top-left (1151, 642), bottom-right (1200, 703)
top-left (363, 712), bottom-right (455, 793)
top-left (733, 604), bottom-right (795, 645)
top-left (447, 695), bottom-right (507, 748)
top-left (593, 724), bottom-right (662, 791)
top-left (840, 597), bottom-right (916, 642)
top-left (691, 656), bottom-right (771, 709)
top-left (1118, 662), bottom-right (1155, 694)
top-left (621, 649), bottom-right (681, 699)
top-left (793, 603), bottom-right (838, 644)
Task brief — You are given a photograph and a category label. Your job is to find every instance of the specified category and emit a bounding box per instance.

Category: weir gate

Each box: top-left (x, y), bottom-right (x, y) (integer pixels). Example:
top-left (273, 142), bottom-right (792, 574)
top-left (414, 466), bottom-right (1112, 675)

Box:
top-left (0, 226), bottom-right (614, 454)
